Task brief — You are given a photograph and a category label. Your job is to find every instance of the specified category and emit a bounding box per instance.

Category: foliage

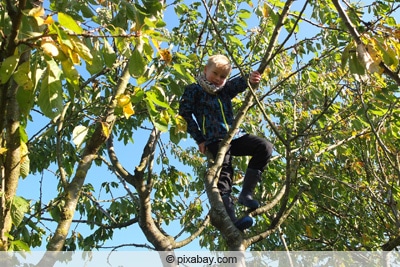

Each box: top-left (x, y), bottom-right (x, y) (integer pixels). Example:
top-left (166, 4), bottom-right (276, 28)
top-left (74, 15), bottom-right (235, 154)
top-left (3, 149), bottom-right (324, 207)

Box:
top-left (0, 0), bottom-right (399, 256)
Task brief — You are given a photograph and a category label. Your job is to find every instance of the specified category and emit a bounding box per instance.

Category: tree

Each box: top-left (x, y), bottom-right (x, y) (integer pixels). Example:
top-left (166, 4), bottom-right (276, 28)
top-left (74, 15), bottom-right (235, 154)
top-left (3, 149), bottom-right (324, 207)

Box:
top-left (0, 0), bottom-right (399, 260)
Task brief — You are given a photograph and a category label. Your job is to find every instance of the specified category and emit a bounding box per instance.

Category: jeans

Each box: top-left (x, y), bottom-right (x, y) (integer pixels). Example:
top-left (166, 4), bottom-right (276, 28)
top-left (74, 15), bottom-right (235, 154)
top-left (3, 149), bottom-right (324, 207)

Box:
top-left (207, 134), bottom-right (273, 195)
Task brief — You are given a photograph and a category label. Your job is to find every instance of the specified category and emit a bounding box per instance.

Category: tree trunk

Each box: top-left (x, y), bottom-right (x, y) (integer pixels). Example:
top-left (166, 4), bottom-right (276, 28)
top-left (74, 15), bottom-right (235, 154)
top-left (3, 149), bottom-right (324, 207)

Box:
top-left (0, 0), bottom-right (27, 251)
top-left (0, 80), bottom-right (21, 251)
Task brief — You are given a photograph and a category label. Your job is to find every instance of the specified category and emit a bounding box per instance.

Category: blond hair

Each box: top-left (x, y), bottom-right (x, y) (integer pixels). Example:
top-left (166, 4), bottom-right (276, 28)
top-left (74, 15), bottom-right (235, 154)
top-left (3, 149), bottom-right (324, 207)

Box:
top-left (206, 54), bottom-right (232, 73)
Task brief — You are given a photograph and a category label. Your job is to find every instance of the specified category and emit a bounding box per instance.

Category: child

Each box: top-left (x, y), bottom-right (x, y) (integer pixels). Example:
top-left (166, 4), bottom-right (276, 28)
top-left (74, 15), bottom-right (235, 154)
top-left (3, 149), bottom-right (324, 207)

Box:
top-left (179, 55), bottom-right (273, 231)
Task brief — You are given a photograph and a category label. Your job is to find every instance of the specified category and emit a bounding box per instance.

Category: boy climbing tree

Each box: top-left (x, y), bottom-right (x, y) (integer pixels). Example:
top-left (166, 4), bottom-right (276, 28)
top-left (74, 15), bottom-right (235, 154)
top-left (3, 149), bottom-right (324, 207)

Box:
top-left (179, 54), bottom-right (273, 231)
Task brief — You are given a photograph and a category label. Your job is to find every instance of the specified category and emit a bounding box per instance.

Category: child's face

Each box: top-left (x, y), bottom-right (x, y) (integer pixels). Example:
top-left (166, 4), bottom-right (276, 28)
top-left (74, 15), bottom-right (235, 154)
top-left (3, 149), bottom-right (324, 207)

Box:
top-left (204, 64), bottom-right (230, 88)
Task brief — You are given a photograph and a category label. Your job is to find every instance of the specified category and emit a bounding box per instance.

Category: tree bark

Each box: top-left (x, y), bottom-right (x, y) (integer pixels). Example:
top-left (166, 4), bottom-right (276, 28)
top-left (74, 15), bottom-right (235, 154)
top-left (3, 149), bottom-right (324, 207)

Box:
top-left (0, 0), bottom-right (28, 250)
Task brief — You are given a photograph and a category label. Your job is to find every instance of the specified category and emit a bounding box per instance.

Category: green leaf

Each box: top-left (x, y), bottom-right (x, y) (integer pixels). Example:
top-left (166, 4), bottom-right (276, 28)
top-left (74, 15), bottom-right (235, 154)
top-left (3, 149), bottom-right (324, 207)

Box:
top-left (11, 196), bottom-right (30, 227)
top-left (341, 43), bottom-right (352, 70)
top-left (386, 16), bottom-right (397, 26)
top-left (129, 47), bottom-right (147, 78)
top-left (20, 155), bottom-right (30, 179)
top-left (146, 88), bottom-right (169, 109)
top-left (10, 240), bottom-right (30, 252)
top-left (226, 35), bottom-right (243, 48)
top-left (13, 61), bottom-right (32, 88)
top-left (172, 63), bottom-right (195, 82)
top-left (38, 58), bottom-right (63, 118)
top-left (369, 105), bottom-right (387, 116)
top-left (103, 38), bottom-right (117, 68)
top-left (375, 39), bottom-right (397, 67)
top-left (238, 9), bottom-right (251, 19)
top-left (349, 51), bottom-right (365, 75)
top-left (58, 12), bottom-right (83, 34)
top-left (49, 204), bottom-right (61, 222)
top-left (0, 55), bottom-right (19, 84)
top-left (86, 49), bottom-right (103, 75)
top-left (61, 59), bottom-right (79, 91)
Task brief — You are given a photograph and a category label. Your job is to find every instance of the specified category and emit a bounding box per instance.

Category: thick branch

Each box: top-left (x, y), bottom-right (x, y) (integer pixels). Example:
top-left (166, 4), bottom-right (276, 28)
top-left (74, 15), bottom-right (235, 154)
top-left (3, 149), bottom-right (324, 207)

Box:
top-left (134, 127), bottom-right (175, 251)
top-left (245, 186), bottom-right (304, 245)
top-left (42, 64), bottom-right (131, 255)
top-left (174, 214), bottom-right (210, 249)
top-left (107, 135), bottom-right (135, 185)
top-left (381, 235), bottom-right (400, 251)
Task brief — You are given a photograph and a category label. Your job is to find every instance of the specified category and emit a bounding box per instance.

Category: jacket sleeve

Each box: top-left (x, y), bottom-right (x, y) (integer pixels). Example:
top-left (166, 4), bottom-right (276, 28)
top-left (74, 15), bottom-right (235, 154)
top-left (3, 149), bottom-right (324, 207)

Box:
top-left (225, 75), bottom-right (249, 99)
top-left (179, 85), bottom-right (206, 144)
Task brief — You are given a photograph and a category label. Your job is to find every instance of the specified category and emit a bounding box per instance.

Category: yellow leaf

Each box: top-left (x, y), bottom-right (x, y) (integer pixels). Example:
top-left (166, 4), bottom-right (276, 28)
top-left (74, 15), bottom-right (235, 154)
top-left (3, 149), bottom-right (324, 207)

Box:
top-left (0, 147), bottom-right (7, 155)
top-left (262, 3), bottom-right (269, 18)
top-left (20, 141), bottom-right (29, 164)
top-left (69, 49), bottom-right (80, 64)
top-left (69, 36), bottom-right (93, 63)
top-left (122, 103), bottom-right (135, 119)
top-left (117, 95), bottom-right (135, 119)
top-left (35, 17), bottom-right (45, 26)
top-left (175, 115), bottom-right (187, 134)
top-left (101, 122), bottom-right (110, 138)
top-left (28, 6), bottom-right (45, 17)
top-left (117, 94), bottom-right (131, 107)
top-left (44, 16), bottom-right (54, 25)
top-left (161, 110), bottom-right (170, 123)
top-left (116, 94), bottom-right (135, 119)
top-left (159, 49), bottom-right (172, 64)
top-left (305, 225), bottom-right (312, 238)
top-left (28, 6), bottom-right (45, 26)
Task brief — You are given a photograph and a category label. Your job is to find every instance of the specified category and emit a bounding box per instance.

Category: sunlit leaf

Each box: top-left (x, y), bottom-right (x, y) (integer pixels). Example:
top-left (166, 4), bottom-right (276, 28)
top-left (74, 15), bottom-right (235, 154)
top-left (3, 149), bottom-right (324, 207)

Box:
top-left (161, 110), bottom-right (170, 123)
top-left (58, 12), bottom-right (83, 34)
top-left (174, 115), bottom-right (187, 134)
top-left (28, 6), bottom-right (45, 26)
top-left (20, 154), bottom-right (30, 179)
top-left (0, 147), bottom-right (7, 155)
top-left (61, 59), bottom-right (79, 91)
top-left (41, 39), bottom-right (59, 57)
top-left (72, 125), bottom-right (89, 149)
top-left (44, 16), bottom-right (54, 25)
top-left (0, 55), bottom-right (19, 84)
top-left (38, 58), bottom-right (63, 118)
top-left (122, 104), bottom-right (135, 119)
top-left (69, 36), bottom-right (93, 64)
top-left (13, 61), bottom-right (33, 90)
top-left (117, 94), bottom-right (135, 119)
top-left (117, 94), bottom-right (131, 107)
top-left (11, 196), bottom-right (30, 227)
top-left (101, 122), bottom-right (110, 138)
top-left (28, 6), bottom-right (44, 17)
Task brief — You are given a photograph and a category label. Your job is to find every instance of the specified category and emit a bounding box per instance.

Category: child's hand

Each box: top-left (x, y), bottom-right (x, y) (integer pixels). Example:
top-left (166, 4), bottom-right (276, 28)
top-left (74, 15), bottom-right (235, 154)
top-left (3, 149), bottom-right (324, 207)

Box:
top-left (249, 71), bottom-right (261, 84)
top-left (198, 142), bottom-right (206, 154)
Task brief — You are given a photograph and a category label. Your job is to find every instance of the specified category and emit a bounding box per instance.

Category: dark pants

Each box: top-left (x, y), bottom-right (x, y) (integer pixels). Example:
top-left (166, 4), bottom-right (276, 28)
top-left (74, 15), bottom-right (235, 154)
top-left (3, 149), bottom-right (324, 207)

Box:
top-left (207, 134), bottom-right (273, 196)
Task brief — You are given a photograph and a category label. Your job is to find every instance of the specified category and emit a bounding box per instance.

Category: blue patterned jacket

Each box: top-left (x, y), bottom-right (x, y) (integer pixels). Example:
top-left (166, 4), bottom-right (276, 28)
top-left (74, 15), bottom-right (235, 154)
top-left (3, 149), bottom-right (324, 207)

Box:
top-left (179, 76), bottom-right (249, 145)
